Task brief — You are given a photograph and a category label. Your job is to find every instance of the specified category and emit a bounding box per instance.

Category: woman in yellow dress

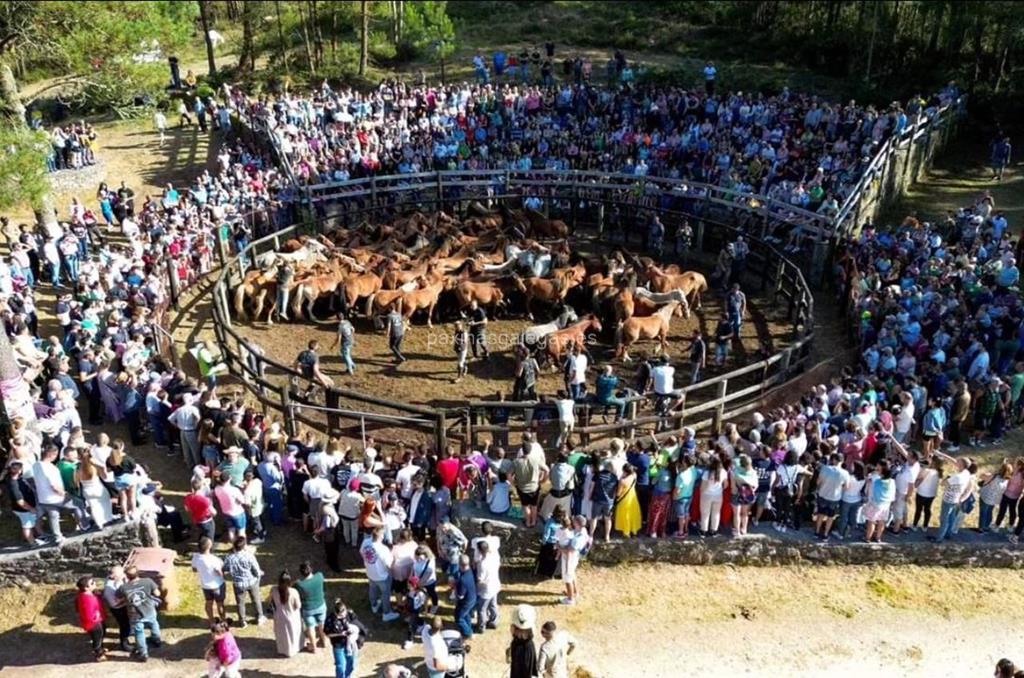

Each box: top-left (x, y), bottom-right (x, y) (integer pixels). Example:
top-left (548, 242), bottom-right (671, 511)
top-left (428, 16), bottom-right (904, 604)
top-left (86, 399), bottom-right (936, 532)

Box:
top-left (614, 464), bottom-right (642, 537)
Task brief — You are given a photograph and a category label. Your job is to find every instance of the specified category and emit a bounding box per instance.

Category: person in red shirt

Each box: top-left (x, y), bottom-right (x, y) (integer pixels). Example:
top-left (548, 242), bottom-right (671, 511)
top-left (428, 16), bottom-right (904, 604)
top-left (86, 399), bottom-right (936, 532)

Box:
top-left (436, 447), bottom-right (461, 493)
top-left (76, 575), bottom-right (107, 662)
top-left (184, 478), bottom-right (217, 541)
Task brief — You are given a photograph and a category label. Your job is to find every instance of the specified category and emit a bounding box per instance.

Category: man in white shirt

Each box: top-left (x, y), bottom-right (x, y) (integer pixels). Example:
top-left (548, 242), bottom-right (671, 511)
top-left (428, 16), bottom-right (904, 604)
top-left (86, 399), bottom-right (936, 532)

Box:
top-left (473, 540), bottom-right (501, 632)
top-left (168, 392), bottom-right (202, 468)
top-left (555, 391), bottom-right (575, 448)
top-left (360, 527), bottom-right (400, 622)
top-left (191, 536), bottom-right (226, 624)
top-left (395, 452), bottom-right (420, 501)
top-left (813, 453), bottom-right (849, 540)
top-left (891, 450), bottom-right (921, 534)
top-left (567, 349), bottom-right (588, 401)
top-left (422, 616), bottom-right (457, 676)
top-left (33, 445), bottom-right (90, 540)
top-left (302, 466), bottom-right (333, 533)
top-left (538, 620), bottom-right (578, 678)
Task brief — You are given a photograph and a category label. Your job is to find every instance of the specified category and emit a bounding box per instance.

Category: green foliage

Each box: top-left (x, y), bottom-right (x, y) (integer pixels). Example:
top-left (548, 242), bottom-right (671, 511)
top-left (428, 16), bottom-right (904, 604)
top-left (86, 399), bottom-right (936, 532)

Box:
top-left (404, 0), bottom-right (457, 62)
top-left (0, 125), bottom-right (50, 211)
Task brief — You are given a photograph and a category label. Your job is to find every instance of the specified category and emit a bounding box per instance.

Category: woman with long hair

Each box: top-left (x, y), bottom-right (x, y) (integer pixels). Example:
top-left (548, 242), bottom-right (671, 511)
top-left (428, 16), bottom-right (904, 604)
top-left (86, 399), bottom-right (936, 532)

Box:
top-left (613, 463), bottom-right (641, 537)
top-left (77, 448), bottom-right (113, 527)
top-left (106, 440), bottom-right (137, 520)
top-left (271, 571), bottom-right (302, 657)
top-left (699, 456), bottom-right (728, 536)
top-left (912, 456), bottom-right (943, 531)
top-left (864, 461), bottom-right (896, 543)
top-left (730, 454), bottom-right (758, 537)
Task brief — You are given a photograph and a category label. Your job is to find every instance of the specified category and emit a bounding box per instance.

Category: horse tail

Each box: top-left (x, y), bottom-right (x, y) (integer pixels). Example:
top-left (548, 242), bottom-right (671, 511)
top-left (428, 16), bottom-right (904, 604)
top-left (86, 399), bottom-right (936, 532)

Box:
top-left (365, 290), bottom-right (377, 318)
top-left (233, 283), bottom-right (247, 319)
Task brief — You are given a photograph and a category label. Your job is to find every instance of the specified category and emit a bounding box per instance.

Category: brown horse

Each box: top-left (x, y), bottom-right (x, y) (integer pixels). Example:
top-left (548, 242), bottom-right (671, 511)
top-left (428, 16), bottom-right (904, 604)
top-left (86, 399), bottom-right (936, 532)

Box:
top-left (291, 269), bottom-right (350, 321)
top-left (514, 266), bottom-right (585, 319)
top-left (543, 315), bottom-right (603, 365)
top-left (234, 268), bottom-right (278, 321)
top-left (613, 288), bottom-right (662, 323)
top-left (614, 301), bottom-right (681, 362)
top-left (523, 208), bottom-right (570, 239)
top-left (398, 277), bottom-right (452, 326)
top-left (644, 267), bottom-right (708, 310)
top-left (341, 271), bottom-right (383, 317)
top-left (452, 279), bottom-right (508, 311)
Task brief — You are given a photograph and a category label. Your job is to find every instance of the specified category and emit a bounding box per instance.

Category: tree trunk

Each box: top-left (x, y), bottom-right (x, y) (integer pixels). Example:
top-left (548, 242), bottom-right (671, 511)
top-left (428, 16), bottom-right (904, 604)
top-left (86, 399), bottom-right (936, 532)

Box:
top-left (198, 0), bottom-right (217, 77)
top-left (360, 0), bottom-right (370, 76)
top-left (274, 0), bottom-right (289, 75)
top-left (237, 1), bottom-right (257, 73)
top-left (297, 0), bottom-right (316, 75)
top-left (969, 13), bottom-right (984, 96)
top-left (330, 2), bottom-right (338, 57)
top-left (311, 0), bottom-right (325, 70)
top-left (926, 2), bottom-right (945, 55)
top-left (864, 0), bottom-right (878, 84)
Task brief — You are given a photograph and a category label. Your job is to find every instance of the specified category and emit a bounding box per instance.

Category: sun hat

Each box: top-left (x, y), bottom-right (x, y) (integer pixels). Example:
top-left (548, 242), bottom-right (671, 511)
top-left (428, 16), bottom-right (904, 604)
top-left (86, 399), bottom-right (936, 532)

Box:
top-left (511, 603), bottom-right (536, 630)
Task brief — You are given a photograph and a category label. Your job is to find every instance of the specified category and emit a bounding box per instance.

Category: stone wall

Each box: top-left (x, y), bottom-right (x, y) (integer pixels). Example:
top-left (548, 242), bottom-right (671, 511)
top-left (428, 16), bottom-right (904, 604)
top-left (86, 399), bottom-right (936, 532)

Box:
top-left (0, 521), bottom-right (143, 588)
top-left (459, 508), bottom-right (1024, 569)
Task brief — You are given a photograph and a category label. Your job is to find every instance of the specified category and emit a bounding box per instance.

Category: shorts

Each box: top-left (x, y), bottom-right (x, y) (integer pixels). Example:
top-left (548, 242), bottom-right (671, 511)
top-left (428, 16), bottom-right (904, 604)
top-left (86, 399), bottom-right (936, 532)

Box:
top-left (302, 604), bottom-right (327, 629)
top-left (591, 501), bottom-right (612, 519)
top-left (14, 510), bottom-right (37, 529)
top-left (203, 583), bottom-right (226, 602)
top-left (518, 489), bottom-right (539, 507)
top-left (674, 496), bottom-right (692, 518)
top-left (225, 513), bottom-right (248, 531)
top-left (892, 496), bottom-right (908, 522)
top-left (114, 474), bottom-right (137, 491)
top-left (816, 498), bottom-right (840, 518)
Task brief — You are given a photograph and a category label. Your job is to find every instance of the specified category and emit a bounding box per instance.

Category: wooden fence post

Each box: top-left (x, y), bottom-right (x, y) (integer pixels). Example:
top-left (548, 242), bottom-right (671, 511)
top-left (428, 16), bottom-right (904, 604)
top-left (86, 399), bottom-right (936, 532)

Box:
top-left (435, 410), bottom-right (447, 452)
top-left (280, 384), bottom-right (295, 437)
top-left (325, 388), bottom-right (341, 433)
top-left (712, 379), bottom-right (728, 434)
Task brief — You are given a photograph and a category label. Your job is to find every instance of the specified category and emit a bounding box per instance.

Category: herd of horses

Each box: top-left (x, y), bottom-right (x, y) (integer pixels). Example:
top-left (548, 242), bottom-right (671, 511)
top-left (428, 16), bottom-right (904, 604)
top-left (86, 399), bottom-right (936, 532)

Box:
top-left (232, 203), bottom-right (709, 365)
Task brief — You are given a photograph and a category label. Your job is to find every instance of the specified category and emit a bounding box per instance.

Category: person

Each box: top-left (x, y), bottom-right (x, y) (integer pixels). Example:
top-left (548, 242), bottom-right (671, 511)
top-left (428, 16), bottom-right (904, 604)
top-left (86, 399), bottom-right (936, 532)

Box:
top-left (589, 458), bottom-right (617, 542)
top-left (422, 616), bottom-right (457, 678)
top-left (513, 432), bottom-right (549, 528)
top-left (271, 571), bottom-right (303, 657)
top-left (402, 576), bottom-right (428, 651)
top-left (223, 536), bottom-right (265, 628)
top-left (154, 109), bottom-right (167, 145)
top-left (360, 526), bottom-right (401, 622)
top-left (33, 444), bottom-right (91, 541)
top-left (912, 457), bottom-right (942, 532)
top-left (295, 560), bottom-right (328, 653)
top-left (488, 469), bottom-right (513, 515)
top-left (453, 320), bottom-right (469, 382)
top-left (76, 575), bottom-right (108, 662)
top-left (933, 455), bottom-right (973, 543)
top-left (726, 284), bottom-right (746, 338)
top-left (276, 262), bottom-right (295, 322)
top-left (673, 455), bottom-right (698, 538)
top-left (324, 599), bottom-right (362, 678)
top-left (540, 451), bottom-right (576, 521)
top-left (864, 461), bottom-right (896, 543)
top-left (213, 474), bottom-right (247, 542)
top-left (474, 539), bottom-right (501, 633)
top-left (185, 478), bottom-right (217, 541)
top-left (205, 619), bottom-right (241, 678)
top-left (386, 301), bottom-right (407, 364)
top-left (567, 345), bottom-right (588, 401)
top-left (191, 535), bottom-right (227, 625)
top-left (991, 135), bottom-right (1012, 181)
top-left (294, 339), bottom-right (334, 392)
top-left (688, 329), bottom-right (706, 384)
top-left (538, 620), bottom-right (577, 678)
top-left (468, 299), bottom-right (490, 359)
top-left (595, 365), bottom-right (626, 420)
top-left (836, 462), bottom-right (867, 539)
top-left (703, 60), bottom-right (717, 95)
top-left (507, 604), bottom-right (539, 678)
top-left (995, 658), bottom-right (1016, 678)
top-left (453, 554), bottom-right (478, 638)
top-left (814, 453), bottom-right (849, 540)
top-left (557, 515), bottom-right (588, 605)
top-left (700, 456), bottom-right (728, 537)
top-left (730, 453), bottom-right (758, 537)
top-left (329, 311), bottom-right (357, 375)
top-left (713, 315), bottom-right (733, 366)
top-left (117, 565), bottom-right (163, 662)
top-left (103, 566), bottom-right (131, 652)
top-left (5, 461), bottom-right (42, 545)
top-left (613, 463), bottom-right (642, 537)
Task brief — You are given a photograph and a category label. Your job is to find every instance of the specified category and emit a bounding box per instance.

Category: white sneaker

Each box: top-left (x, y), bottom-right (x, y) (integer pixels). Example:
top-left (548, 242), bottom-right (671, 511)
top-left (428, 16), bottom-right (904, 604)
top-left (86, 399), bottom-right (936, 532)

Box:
top-left (402, 640), bottom-right (413, 650)
top-left (559, 597), bottom-right (576, 606)
top-left (382, 612), bottom-right (401, 623)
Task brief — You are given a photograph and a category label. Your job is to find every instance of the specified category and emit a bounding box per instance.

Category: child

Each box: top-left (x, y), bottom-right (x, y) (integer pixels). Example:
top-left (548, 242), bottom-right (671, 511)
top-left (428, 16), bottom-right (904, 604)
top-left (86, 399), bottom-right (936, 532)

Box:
top-left (402, 576), bottom-right (428, 650)
top-left (205, 620), bottom-right (241, 678)
top-left (75, 576), bottom-right (107, 662)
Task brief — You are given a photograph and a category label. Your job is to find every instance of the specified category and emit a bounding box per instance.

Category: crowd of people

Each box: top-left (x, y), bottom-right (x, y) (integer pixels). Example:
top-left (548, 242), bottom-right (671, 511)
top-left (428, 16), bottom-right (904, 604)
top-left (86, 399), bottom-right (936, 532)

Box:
top-left (40, 121), bottom-right (100, 172)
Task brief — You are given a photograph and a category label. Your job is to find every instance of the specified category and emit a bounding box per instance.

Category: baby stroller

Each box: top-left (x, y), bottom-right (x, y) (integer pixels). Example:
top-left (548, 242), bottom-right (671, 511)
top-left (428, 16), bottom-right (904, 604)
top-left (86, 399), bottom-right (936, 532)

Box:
top-left (441, 629), bottom-right (469, 677)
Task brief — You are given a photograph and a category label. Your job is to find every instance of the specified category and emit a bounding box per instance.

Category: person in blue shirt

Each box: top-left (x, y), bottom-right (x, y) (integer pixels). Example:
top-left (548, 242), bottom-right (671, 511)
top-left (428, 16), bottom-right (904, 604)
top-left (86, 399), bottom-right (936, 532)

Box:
top-left (453, 555), bottom-right (477, 639)
top-left (595, 365), bottom-right (626, 420)
top-left (626, 443), bottom-right (652, 521)
top-left (998, 259), bottom-right (1019, 290)
top-left (991, 136), bottom-right (1012, 180)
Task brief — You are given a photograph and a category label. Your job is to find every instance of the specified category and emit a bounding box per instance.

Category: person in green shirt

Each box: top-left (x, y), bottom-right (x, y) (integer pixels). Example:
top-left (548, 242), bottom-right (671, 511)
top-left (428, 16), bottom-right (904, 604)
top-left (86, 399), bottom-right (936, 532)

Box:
top-left (294, 561), bottom-right (328, 653)
top-left (1009, 363), bottom-right (1024, 423)
top-left (58, 447), bottom-right (81, 498)
top-left (218, 447), bottom-right (251, 488)
top-left (595, 365), bottom-right (626, 420)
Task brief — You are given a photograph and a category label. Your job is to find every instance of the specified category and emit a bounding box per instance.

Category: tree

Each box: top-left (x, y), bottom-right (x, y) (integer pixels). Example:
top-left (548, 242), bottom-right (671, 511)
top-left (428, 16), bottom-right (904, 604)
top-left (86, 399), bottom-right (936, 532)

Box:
top-left (359, 0), bottom-right (370, 76)
top-left (238, 0), bottom-right (261, 73)
top-left (198, 0), bottom-right (217, 76)
top-left (405, 0), bottom-right (456, 83)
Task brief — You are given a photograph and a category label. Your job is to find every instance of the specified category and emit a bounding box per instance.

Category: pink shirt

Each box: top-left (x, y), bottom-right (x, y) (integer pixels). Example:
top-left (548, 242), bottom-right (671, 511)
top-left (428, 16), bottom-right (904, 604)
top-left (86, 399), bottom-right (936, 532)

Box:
top-left (214, 484), bottom-right (245, 517)
top-left (1006, 472), bottom-right (1024, 501)
top-left (216, 632), bottom-right (241, 665)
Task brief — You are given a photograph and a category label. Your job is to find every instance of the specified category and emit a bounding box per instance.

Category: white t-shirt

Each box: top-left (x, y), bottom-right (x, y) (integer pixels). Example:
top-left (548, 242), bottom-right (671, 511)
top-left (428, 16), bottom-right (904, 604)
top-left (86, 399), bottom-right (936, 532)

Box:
top-left (475, 551), bottom-right (502, 598)
top-left (916, 469), bottom-right (940, 498)
top-left (303, 476), bottom-right (332, 501)
top-left (191, 552), bottom-right (224, 590)
top-left (570, 354), bottom-right (588, 385)
top-left (396, 465), bottom-right (419, 499)
top-left (842, 477), bottom-right (866, 503)
top-left (32, 460), bottom-right (65, 505)
top-left (556, 398), bottom-right (575, 424)
top-left (942, 469), bottom-right (971, 504)
top-left (895, 403), bottom-right (915, 434)
top-left (423, 627), bottom-right (449, 671)
top-left (360, 537), bottom-right (393, 582)
top-left (652, 365), bottom-right (675, 394)
top-left (894, 462), bottom-right (921, 495)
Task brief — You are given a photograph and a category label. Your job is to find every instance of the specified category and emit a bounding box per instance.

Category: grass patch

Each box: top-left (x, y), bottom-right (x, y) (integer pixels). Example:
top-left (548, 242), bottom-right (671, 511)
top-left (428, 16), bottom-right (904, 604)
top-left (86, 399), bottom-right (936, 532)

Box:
top-left (866, 576), bottom-right (911, 607)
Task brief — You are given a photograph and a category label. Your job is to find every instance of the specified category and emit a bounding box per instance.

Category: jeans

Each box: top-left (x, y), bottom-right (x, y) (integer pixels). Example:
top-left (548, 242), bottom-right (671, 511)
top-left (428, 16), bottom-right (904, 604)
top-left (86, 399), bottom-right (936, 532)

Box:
top-left (132, 615), bottom-right (162, 657)
top-left (599, 396), bottom-right (626, 419)
top-left (455, 600), bottom-right (476, 638)
top-left (148, 412), bottom-right (167, 446)
top-left (340, 345), bottom-right (355, 374)
top-left (368, 576), bottom-right (394, 616)
top-left (50, 260), bottom-right (61, 286)
top-left (570, 382), bottom-right (585, 401)
top-left (836, 500), bottom-right (861, 537)
top-left (332, 645), bottom-right (355, 678)
top-left (475, 594), bottom-right (498, 629)
top-left (38, 496), bottom-right (90, 538)
top-left (277, 287), bottom-right (290, 318)
top-left (234, 582), bottom-right (264, 622)
top-left (934, 500), bottom-right (960, 542)
top-left (979, 501), bottom-right (996, 531)
top-left (65, 255), bottom-right (79, 282)
top-left (265, 487), bottom-right (285, 525)
top-left (389, 335), bottom-right (405, 361)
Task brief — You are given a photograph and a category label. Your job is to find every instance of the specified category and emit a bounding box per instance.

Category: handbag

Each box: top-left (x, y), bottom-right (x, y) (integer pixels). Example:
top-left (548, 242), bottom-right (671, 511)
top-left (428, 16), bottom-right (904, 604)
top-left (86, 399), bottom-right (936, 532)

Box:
top-left (960, 493), bottom-right (976, 514)
top-left (738, 484), bottom-right (756, 505)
